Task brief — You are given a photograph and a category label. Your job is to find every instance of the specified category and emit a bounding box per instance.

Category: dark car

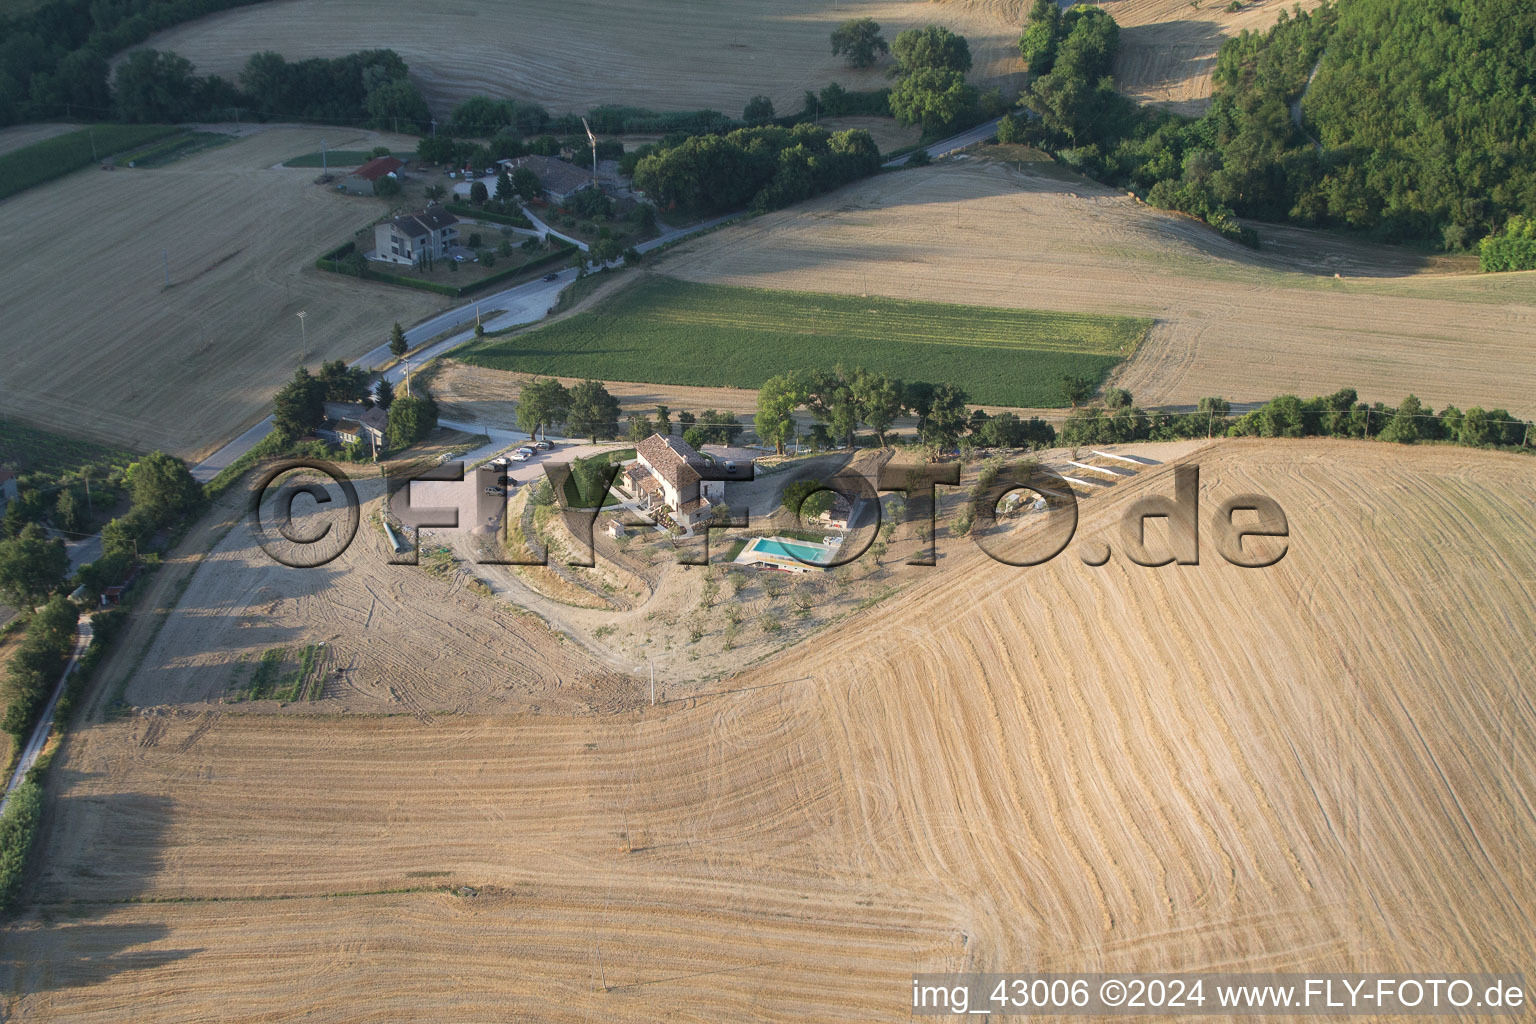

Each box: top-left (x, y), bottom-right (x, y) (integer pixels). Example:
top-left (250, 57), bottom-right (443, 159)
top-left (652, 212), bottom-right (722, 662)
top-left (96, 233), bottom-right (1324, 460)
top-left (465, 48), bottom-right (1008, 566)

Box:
top-left (543, 272), bottom-right (559, 282)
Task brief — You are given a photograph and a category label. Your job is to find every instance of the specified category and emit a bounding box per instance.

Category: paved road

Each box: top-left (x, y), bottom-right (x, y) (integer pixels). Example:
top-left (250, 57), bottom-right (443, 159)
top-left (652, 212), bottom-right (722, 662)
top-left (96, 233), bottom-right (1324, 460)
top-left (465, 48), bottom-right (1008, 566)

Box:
top-left (883, 117), bottom-right (1003, 168)
top-left (0, 618), bottom-right (91, 814)
top-left (45, 528), bottom-right (102, 575)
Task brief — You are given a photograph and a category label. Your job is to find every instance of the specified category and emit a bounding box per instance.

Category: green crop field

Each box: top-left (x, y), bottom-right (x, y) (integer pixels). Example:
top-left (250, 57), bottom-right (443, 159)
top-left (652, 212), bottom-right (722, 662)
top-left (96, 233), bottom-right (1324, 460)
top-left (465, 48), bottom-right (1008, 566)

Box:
top-left (0, 418), bottom-right (139, 478)
top-left (0, 125), bottom-right (180, 201)
top-left (461, 277), bottom-right (1150, 407)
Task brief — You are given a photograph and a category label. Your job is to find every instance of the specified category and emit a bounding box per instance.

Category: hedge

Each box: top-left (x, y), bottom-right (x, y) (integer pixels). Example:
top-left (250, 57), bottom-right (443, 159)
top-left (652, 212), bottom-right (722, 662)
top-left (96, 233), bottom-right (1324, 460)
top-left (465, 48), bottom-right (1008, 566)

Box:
top-left (446, 203), bottom-right (533, 229)
top-left (0, 777), bottom-right (42, 913)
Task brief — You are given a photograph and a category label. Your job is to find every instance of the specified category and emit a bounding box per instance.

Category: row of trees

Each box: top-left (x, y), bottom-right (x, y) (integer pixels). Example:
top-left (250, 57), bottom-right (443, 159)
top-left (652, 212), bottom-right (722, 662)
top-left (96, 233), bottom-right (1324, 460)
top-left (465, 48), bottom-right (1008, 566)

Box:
top-left (112, 47), bottom-right (430, 128)
top-left (631, 122), bottom-right (881, 214)
top-left (0, 596), bottom-right (77, 742)
top-left (1058, 387), bottom-right (1533, 449)
top-left (0, 448), bottom-right (207, 748)
top-left (514, 378), bottom-right (623, 443)
top-left (754, 366), bottom-right (1057, 454)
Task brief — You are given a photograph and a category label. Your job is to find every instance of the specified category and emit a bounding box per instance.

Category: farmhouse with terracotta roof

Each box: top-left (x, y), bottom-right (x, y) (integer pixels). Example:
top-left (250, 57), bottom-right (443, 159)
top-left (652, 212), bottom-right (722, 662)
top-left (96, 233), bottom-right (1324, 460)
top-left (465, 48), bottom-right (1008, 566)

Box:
top-left (624, 433), bottom-right (725, 528)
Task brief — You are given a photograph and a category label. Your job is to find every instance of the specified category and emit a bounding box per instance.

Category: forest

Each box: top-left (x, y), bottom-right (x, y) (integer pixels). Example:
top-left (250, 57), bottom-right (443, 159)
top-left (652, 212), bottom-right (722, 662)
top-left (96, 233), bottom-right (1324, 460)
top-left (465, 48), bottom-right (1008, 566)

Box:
top-left (1012, 0), bottom-right (1536, 259)
top-left (0, 0), bottom-right (265, 124)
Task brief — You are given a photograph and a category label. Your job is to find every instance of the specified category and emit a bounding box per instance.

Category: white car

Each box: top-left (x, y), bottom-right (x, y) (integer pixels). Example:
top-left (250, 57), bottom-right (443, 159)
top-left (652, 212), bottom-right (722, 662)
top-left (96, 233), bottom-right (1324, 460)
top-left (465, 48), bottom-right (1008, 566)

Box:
top-left (510, 450), bottom-right (532, 462)
top-left (533, 440), bottom-right (553, 450)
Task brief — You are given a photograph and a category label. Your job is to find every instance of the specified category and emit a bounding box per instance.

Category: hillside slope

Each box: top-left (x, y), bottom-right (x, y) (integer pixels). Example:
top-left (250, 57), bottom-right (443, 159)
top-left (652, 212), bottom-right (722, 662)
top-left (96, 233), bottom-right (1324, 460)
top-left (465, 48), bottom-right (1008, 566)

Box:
top-left (8, 440), bottom-right (1534, 1020)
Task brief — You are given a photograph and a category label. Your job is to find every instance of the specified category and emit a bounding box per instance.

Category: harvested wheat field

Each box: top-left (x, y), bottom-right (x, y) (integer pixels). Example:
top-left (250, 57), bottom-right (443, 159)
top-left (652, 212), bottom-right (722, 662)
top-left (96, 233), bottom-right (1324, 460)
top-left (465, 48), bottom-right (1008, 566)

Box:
top-left (1099, 0), bottom-right (1327, 114)
top-left (0, 124), bottom-right (445, 461)
top-left (661, 152), bottom-right (1536, 416)
top-left (127, 0), bottom-right (1028, 117)
top-left (7, 439), bottom-right (1534, 1020)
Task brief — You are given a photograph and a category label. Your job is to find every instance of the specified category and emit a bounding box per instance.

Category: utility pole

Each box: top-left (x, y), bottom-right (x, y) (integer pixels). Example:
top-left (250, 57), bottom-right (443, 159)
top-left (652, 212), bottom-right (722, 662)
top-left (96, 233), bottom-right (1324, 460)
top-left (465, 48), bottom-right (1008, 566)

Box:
top-left (89, 127), bottom-right (97, 162)
top-left (322, 139), bottom-right (327, 177)
top-left (596, 944), bottom-right (608, 991)
top-left (649, 660), bottom-right (655, 706)
top-left (296, 310), bottom-right (308, 358)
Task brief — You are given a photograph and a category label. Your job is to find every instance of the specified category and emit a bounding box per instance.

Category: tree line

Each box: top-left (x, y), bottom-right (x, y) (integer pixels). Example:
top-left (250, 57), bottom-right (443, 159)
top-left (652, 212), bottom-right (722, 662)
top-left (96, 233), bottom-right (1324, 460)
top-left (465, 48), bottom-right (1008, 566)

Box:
top-left (1005, 0), bottom-right (1536, 256)
top-left (1059, 387), bottom-right (1533, 449)
top-left (111, 47), bottom-right (431, 128)
top-left (754, 366), bottom-right (1057, 455)
top-left (0, 0), bottom-right (266, 125)
top-left (632, 123), bottom-right (882, 215)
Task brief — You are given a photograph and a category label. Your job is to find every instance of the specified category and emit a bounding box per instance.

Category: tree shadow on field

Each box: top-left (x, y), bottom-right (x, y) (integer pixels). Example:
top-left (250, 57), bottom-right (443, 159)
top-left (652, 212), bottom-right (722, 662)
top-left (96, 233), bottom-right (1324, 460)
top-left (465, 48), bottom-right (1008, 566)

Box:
top-left (1115, 19), bottom-right (1227, 89)
top-left (0, 791), bottom-right (202, 1000)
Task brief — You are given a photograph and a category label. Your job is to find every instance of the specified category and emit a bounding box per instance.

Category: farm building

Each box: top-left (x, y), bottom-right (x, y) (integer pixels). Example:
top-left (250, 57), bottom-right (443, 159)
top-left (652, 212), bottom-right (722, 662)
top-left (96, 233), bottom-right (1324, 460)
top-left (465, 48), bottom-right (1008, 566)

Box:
top-left (623, 433), bottom-right (723, 529)
top-left (342, 155), bottom-right (404, 195)
top-left (498, 155), bottom-right (593, 203)
top-left (373, 204), bottom-right (459, 266)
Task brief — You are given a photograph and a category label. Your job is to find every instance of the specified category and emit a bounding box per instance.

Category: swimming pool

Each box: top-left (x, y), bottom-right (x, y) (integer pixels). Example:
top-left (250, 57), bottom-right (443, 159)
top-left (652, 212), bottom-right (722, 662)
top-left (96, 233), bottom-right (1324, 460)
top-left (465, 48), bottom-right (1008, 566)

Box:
top-left (747, 537), bottom-right (831, 564)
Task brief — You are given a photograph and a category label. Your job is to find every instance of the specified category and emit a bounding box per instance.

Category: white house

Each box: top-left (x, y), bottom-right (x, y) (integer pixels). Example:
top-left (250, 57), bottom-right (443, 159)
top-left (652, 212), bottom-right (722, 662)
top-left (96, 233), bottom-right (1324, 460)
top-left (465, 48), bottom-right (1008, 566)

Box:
top-left (373, 205), bottom-right (459, 266)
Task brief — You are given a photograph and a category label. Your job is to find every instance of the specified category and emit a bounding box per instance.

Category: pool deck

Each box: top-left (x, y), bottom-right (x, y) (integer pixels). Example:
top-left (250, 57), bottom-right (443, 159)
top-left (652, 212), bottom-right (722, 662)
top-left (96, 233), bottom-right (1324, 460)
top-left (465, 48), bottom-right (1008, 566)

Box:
top-left (733, 535), bottom-right (840, 573)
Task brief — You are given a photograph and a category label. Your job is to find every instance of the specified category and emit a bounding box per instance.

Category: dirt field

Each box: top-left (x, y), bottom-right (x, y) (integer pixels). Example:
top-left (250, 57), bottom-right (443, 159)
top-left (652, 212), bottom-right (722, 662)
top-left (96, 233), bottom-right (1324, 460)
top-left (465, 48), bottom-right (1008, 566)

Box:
top-left (6, 438), bottom-right (1534, 1020)
top-left (0, 124), bottom-right (447, 461)
top-left (1099, 0), bottom-right (1327, 114)
top-left (659, 151), bottom-right (1536, 417)
top-left (126, 0), bottom-right (1029, 118)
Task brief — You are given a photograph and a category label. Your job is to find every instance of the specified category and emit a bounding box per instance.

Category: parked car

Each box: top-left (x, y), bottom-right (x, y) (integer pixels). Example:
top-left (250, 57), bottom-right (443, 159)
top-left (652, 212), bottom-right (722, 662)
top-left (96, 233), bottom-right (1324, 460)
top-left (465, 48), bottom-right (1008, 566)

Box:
top-left (511, 450), bottom-right (532, 462)
top-left (485, 485), bottom-right (505, 496)
top-left (533, 440), bottom-right (553, 450)
top-left (723, 460), bottom-right (738, 476)
top-left (543, 272), bottom-right (559, 282)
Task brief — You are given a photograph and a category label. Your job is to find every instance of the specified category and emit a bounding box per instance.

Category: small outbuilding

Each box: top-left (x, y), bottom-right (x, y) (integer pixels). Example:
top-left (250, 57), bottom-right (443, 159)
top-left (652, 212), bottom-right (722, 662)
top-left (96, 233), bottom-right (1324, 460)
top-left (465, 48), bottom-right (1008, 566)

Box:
top-left (342, 155), bottom-right (405, 195)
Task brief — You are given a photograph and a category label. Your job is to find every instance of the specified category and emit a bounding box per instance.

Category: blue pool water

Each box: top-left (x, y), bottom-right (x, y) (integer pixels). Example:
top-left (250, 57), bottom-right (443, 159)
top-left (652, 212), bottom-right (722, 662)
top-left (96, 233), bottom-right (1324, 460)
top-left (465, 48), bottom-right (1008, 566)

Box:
top-left (751, 538), bottom-right (829, 563)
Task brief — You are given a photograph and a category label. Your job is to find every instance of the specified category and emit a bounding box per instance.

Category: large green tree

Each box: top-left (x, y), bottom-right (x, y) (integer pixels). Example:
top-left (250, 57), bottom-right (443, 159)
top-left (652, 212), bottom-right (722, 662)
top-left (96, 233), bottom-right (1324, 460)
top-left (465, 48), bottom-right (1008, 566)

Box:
top-left (517, 377), bottom-right (571, 439)
top-left (892, 25), bottom-right (973, 74)
top-left (889, 67), bottom-right (978, 135)
top-left (386, 394), bottom-right (439, 449)
top-left (565, 380), bottom-right (621, 442)
top-left (125, 451), bottom-right (202, 525)
top-left (754, 373), bottom-right (807, 455)
top-left (830, 18), bottom-right (889, 69)
top-left (850, 368), bottom-right (903, 447)
top-left (273, 367), bottom-right (326, 437)
top-left (0, 524), bottom-right (68, 608)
